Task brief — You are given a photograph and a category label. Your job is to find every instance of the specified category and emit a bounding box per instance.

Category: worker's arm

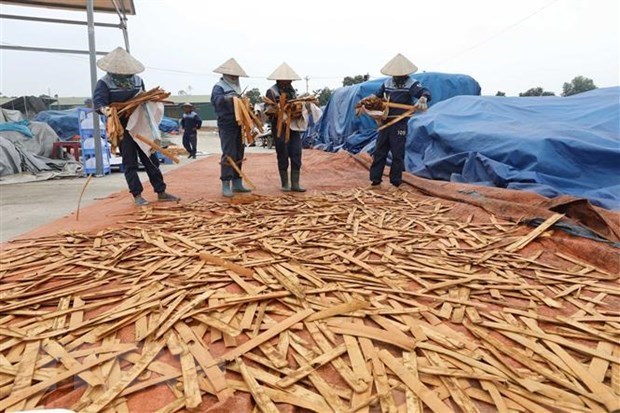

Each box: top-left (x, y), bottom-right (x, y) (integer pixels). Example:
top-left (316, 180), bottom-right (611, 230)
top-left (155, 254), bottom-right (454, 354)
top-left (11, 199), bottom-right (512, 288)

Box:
top-left (264, 89), bottom-right (277, 122)
top-left (93, 79), bottom-right (110, 114)
top-left (409, 81), bottom-right (431, 110)
top-left (195, 114), bottom-right (203, 130)
top-left (211, 85), bottom-right (234, 114)
top-left (409, 81), bottom-right (431, 102)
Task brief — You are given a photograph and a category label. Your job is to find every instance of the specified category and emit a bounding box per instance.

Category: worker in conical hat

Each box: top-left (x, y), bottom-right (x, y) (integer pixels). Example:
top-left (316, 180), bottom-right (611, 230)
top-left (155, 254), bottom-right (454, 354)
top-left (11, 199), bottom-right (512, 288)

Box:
top-left (179, 102), bottom-right (202, 159)
top-left (264, 62), bottom-right (305, 192)
top-left (93, 47), bottom-right (179, 206)
top-left (367, 53), bottom-right (431, 188)
top-left (211, 58), bottom-right (251, 197)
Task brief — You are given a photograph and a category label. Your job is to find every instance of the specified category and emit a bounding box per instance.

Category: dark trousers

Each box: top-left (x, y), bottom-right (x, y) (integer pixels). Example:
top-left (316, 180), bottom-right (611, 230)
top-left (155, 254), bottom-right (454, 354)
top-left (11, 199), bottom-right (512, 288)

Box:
top-left (274, 128), bottom-right (302, 171)
top-left (369, 122), bottom-right (407, 186)
top-left (182, 132), bottom-right (197, 156)
top-left (121, 130), bottom-right (166, 196)
top-left (218, 123), bottom-right (244, 181)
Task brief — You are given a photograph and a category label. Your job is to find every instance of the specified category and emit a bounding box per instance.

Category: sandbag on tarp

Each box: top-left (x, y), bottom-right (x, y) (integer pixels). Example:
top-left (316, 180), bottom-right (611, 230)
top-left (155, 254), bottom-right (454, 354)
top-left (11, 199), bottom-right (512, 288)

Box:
top-left (405, 87), bottom-right (620, 210)
top-left (313, 72), bottom-right (481, 152)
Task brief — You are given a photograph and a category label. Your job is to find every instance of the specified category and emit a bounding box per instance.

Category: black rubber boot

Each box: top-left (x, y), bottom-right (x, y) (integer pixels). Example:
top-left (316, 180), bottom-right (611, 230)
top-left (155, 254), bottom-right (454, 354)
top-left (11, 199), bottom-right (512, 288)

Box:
top-left (279, 169), bottom-right (291, 192)
top-left (290, 170), bottom-right (306, 192)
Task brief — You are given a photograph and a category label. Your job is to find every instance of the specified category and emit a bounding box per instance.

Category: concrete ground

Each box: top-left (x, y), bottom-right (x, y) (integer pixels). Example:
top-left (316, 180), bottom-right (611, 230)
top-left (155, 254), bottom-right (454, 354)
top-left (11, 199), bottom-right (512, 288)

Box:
top-left (0, 130), bottom-right (274, 242)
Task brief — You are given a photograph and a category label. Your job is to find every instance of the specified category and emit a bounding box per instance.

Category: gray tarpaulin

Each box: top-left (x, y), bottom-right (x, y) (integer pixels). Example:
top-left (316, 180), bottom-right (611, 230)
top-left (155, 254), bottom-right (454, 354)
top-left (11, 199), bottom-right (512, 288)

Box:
top-left (0, 120), bottom-right (82, 180)
top-left (0, 109), bottom-right (24, 123)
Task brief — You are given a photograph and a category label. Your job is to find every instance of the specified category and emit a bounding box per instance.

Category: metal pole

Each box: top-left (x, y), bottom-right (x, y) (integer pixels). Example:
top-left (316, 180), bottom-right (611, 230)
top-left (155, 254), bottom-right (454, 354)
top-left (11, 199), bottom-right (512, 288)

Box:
top-left (0, 14), bottom-right (120, 28)
top-left (111, 0), bottom-right (130, 52)
top-left (122, 19), bottom-right (130, 52)
top-left (0, 45), bottom-right (107, 55)
top-left (86, 0), bottom-right (103, 176)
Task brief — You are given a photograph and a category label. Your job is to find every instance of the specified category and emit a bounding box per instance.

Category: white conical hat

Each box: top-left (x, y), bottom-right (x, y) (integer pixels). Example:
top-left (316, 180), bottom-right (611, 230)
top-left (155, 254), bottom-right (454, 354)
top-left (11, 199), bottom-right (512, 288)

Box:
top-left (213, 58), bottom-right (248, 77)
top-left (267, 62), bottom-right (301, 80)
top-left (380, 53), bottom-right (418, 76)
top-left (97, 47), bottom-right (145, 75)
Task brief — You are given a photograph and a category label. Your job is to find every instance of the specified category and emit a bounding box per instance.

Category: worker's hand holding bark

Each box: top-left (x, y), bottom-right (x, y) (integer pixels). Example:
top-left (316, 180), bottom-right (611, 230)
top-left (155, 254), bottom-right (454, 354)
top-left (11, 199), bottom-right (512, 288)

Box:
top-left (415, 96), bottom-right (428, 111)
top-left (100, 106), bottom-right (113, 117)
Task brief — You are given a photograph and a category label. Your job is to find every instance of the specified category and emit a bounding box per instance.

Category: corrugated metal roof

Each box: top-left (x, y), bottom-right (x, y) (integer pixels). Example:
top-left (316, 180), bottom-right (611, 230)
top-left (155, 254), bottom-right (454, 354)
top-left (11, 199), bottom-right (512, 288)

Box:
top-left (2, 0), bottom-right (136, 15)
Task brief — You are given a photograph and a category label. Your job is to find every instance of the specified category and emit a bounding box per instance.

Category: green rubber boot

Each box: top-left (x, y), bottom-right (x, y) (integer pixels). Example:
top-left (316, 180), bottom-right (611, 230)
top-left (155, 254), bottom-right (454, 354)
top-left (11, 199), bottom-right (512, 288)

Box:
top-left (279, 169), bottom-right (291, 192)
top-left (222, 180), bottom-right (233, 198)
top-left (290, 170), bottom-right (306, 192)
top-left (232, 178), bottom-right (251, 193)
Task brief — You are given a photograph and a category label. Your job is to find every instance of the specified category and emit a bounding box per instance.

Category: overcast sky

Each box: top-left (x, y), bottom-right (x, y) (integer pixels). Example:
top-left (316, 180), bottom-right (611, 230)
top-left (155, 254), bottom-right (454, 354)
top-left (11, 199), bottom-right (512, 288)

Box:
top-left (1, 0), bottom-right (618, 98)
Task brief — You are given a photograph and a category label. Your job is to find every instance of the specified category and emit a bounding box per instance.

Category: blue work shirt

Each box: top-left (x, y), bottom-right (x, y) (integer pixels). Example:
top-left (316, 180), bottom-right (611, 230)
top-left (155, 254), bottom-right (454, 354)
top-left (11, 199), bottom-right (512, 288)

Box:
top-left (211, 79), bottom-right (239, 128)
top-left (180, 111), bottom-right (202, 136)
top-left (93, 74), bottom-right (145, 110)
top-left (375, 76), bottom-right (431, 118)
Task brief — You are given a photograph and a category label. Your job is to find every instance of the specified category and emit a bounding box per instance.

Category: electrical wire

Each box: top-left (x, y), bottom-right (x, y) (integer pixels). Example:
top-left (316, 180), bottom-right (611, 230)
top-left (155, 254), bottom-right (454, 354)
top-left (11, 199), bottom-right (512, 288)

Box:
top-left (435, 0), bottom-right (559, 65)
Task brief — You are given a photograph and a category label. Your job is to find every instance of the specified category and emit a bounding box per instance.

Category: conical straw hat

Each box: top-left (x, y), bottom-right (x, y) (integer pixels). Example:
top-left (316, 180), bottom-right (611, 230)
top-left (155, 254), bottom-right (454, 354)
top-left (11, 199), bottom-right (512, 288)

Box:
top-left (213, 58), bottom-right (248, 77)
top-left (97, 47), bottom-right (145, 75)
top-left (380, 53), bottom-right (418, 76)
top-left (267, 62), bottom-right (301, 80)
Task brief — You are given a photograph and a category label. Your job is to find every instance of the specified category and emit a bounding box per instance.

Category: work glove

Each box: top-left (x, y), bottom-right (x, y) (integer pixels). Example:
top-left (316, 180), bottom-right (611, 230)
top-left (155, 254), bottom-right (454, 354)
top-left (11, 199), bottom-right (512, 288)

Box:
top-left (100, 106), bottom-right (113, 117)
top-left (415, 96), bottom-right (428, 111)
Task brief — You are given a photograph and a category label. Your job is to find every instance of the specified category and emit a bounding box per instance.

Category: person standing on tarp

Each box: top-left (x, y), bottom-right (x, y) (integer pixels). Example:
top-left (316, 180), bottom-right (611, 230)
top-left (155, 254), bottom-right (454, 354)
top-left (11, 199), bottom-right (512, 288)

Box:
top-left (94, 47), bottom-right (179, 206)
top-left (265, 62), bottom-right (306, 192)
top-left (179, 102), bottom-right (202, 159)
top-left (210, 57), bottom-right (251, 198)
top-left (368, 53), bottom-right (431, 188)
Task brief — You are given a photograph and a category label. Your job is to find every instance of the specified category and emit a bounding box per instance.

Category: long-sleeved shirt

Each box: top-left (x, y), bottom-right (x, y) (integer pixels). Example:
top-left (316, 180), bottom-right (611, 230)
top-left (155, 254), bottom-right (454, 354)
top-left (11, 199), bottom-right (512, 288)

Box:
top-left (180, 111), bottom-right (202, 136)
top-left (211, 79), bottom-right (239, 128)
top-left (375, 76), bottom-right (431, 118)
top-left (93, 74), bottom-right (145, 110)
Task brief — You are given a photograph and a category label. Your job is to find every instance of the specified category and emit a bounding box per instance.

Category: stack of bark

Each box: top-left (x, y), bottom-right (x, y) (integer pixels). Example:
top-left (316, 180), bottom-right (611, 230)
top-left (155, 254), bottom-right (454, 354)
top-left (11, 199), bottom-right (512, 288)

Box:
top-left (1, 188), bottom-right (618, 412)
top-left (105, 87), bottom-right (171, 153)
top-left (233, 97), bottom-right (264, 145)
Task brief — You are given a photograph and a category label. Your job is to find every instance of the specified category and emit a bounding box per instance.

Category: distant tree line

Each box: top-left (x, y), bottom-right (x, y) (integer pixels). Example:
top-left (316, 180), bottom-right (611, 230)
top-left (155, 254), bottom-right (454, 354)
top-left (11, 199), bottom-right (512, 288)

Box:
top-left (496, 76), bottom-right (597, 97)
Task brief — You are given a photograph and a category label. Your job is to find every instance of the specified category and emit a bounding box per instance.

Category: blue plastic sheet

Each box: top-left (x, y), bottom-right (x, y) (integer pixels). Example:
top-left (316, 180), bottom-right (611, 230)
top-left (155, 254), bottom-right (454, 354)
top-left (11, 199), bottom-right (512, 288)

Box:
top-left (159, 117), bottom-right (180, 133)
top-left (0, 120), bottom-right (33, 138)
top-left (314, 73), bottom-right (481, 152)
top-left (34, 110), bottom-right (79, 140)
top-left (35, 109), bottom-right (181, 139)
top-left (406, 87), bottom-right (620, 210)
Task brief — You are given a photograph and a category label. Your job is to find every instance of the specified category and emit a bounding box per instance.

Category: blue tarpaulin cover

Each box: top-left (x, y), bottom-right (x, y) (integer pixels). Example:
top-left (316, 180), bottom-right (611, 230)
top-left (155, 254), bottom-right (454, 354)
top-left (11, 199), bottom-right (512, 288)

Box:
top-left (35, 109), bottom-right (180, 140)
top-left (405, 87), bottom-right (620, 210)
top-left (34, 110), bottom-right (79, 140)
top-left (313, 72), bottom-right (482, 152)
top-left (314, 73), bottom-right (619, 210)
top-left (159, 117), bottom-right (180, 133)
